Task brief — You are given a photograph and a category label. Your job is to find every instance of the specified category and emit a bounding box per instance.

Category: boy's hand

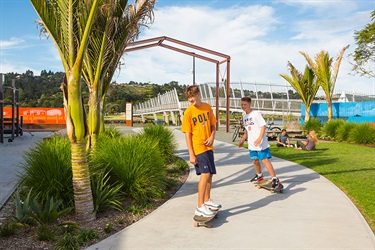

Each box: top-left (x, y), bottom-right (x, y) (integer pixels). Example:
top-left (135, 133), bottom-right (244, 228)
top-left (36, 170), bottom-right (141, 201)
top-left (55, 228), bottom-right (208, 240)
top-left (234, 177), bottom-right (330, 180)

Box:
top-left (189, 155), bottom-right (198, 165)
top-left (204, 137), bottom-right (214, 146)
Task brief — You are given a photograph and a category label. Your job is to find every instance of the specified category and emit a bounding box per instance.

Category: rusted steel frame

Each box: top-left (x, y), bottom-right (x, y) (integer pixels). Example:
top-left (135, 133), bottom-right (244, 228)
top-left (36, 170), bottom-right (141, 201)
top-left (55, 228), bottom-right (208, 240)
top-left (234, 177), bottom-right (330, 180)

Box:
top-left (125, 36), bottom-right (231, 132)
top-left (164, 36), bottom-right (230, 60)
top-left (159, 44), bottom-right (219, 64)
top-left (126, 36), bottom-right (166, 47)
top-left (125, 42), bottom-right (160, 53)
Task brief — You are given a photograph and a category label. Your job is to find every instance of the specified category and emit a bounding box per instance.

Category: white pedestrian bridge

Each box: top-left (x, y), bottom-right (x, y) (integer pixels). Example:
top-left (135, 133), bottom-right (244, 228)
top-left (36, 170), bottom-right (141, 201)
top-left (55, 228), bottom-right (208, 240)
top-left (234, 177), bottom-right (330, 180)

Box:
top-left (133, 83), bottom-right (303, 126)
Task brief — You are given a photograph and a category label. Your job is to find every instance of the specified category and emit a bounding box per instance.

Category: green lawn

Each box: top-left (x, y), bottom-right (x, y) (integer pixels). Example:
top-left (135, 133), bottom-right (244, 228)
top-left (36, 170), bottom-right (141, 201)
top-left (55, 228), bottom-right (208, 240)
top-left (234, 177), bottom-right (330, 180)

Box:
top-left (270, 142), bottom-right (375, 233)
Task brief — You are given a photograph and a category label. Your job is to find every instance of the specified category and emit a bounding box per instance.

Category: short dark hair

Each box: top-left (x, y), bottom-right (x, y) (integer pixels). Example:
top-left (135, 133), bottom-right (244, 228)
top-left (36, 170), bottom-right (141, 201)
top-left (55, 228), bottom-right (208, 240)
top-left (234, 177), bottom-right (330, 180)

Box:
top-left (281, 129), bottom-right (286, 132)
top-left (185, 85), bottom-right (200, 98)
top-left (241, 96), bottom-right (252, 103)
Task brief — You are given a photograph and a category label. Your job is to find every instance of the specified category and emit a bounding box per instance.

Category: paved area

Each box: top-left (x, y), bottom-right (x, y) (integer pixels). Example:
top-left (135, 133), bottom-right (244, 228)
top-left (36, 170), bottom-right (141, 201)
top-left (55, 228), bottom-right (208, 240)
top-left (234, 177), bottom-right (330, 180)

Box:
top-left (0, 130), bottom-right (55, 208)
top-left (1, 127), bottom-right (374, 249)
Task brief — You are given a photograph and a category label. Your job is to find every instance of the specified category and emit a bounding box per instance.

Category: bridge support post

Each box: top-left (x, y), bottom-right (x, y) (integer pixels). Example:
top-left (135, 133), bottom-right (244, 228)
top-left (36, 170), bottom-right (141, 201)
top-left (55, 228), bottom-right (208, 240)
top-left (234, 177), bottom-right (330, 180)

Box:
top-left (163, 111), bottom-right (169, 125)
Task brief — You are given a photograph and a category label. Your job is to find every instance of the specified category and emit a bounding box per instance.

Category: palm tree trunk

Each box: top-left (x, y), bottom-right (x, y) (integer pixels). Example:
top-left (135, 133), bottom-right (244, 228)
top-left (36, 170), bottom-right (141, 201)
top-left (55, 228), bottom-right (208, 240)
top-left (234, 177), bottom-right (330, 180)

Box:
top-left (71, 141), bottom-right (95, 222)
top-left (327, 100), bottom-right (332, 121)
top-left (305, 107), bottom-right (311, 122)
top-left (88, 88), bottom-right (101, 150)
top-left (63, 73), bottom-right (95, 223)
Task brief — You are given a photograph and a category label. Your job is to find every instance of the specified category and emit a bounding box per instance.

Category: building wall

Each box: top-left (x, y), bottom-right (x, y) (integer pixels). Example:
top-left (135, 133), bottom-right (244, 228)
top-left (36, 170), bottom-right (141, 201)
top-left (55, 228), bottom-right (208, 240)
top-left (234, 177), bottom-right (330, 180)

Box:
top-left (301, 101), bottom-right (375, 124)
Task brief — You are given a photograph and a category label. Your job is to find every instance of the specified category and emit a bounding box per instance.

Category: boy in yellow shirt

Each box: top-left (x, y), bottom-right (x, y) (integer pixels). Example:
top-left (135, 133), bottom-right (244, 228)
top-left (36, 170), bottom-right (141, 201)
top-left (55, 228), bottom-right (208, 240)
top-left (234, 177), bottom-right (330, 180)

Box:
top-left (181, 85), bottom-right (221, 217)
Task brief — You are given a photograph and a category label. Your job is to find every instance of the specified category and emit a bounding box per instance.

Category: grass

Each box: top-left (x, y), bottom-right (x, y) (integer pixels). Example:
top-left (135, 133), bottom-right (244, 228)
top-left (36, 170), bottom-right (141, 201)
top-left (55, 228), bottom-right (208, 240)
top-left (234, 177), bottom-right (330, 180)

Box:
top-left (270, 141), bottom-right (375, 233)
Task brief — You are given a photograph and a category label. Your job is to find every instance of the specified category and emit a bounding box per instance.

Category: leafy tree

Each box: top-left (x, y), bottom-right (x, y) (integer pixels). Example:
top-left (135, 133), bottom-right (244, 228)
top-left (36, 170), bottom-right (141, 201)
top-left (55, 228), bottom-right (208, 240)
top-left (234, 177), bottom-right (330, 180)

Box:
top-left (350, 10), bottom-right (375, 78)
top-left (30, 0), bottom-right (102, 223)
top-left (300, 45), bottom-right (349, 121)
top-left (280, 63), bottom-right (318, 122)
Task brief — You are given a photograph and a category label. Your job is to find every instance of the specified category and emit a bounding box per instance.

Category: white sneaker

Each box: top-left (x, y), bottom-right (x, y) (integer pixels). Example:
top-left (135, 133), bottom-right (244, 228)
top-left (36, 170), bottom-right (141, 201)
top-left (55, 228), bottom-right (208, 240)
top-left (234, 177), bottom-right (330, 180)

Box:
top-left (204, 199), bottom-right (222, 211)
top-left (195, 205), bottom-right (215, 217)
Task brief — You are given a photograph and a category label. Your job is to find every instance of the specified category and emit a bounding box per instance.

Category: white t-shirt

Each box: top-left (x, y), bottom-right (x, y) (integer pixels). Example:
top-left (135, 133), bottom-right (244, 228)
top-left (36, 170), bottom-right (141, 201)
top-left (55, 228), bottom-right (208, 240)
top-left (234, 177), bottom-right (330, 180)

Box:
top-left (242, 110), bottom-right (269, 151)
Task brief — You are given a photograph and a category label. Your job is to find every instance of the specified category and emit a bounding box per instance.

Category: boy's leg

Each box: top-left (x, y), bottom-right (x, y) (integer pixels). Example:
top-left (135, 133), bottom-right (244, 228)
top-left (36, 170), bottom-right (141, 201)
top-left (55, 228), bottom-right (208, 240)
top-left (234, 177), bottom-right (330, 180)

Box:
top-left (253, 160), bottom-right (262, 175)
top-left (198, 173), bottom-right (211, 207)
top-left (262, 158), bottom-right (276, 178)
top-left (204, 174), bottom-right (213, 202)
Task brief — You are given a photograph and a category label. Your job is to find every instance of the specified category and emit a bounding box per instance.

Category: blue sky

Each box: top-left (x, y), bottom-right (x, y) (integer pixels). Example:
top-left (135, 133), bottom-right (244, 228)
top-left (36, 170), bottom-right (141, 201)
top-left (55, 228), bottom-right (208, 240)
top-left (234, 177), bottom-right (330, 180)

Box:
top-left (1, 0), bottom-right (374, 95)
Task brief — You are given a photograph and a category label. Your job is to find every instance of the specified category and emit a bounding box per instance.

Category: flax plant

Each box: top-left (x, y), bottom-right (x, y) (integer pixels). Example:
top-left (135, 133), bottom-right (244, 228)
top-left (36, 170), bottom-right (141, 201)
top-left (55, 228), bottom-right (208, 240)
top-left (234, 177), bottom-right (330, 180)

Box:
top-left (91, 135), bottom-right (166, 202)
top-left (19, 136), bottom-right (73, 208)
top-left (140, 124), bottom-right (177, 164)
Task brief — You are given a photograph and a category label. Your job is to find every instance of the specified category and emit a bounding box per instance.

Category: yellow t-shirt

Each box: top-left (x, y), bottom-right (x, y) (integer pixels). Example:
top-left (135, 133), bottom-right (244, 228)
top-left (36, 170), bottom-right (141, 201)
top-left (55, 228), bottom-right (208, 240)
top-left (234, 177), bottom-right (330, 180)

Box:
top-left (181, 102), bottom-right (217, 155)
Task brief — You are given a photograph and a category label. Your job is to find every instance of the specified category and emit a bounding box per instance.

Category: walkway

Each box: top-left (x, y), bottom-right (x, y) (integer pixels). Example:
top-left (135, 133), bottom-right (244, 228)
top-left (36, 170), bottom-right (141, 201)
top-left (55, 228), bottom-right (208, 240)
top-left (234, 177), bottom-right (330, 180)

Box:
top-left (87, 127), bottom-right (374, 249)
top-left (0, 128), bottom-right (374, 249)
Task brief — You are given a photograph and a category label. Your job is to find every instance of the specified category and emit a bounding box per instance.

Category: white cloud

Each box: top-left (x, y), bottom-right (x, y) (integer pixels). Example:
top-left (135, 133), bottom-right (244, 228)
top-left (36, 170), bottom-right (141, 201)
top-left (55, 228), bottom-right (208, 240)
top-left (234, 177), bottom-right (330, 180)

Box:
top-left (114, 2), bottom-right (374, 94)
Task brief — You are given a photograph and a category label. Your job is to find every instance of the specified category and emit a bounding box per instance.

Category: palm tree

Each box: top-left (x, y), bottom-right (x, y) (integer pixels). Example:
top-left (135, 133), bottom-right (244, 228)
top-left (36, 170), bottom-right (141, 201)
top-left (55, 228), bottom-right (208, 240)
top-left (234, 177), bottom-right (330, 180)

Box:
top-left (300, 45), bottom-right (349, 121)
top-left (280, 63), bottom-right (318, 122)
top-left (82, 0), bottom-right (156, 149)
top-left (30, 0), bottom-right (103, 222)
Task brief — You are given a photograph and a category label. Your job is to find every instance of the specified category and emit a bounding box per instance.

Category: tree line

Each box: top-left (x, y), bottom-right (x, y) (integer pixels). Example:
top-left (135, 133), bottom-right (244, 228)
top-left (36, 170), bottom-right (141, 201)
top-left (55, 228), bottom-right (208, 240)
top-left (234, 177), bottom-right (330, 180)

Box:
top-left (2, 70), bottom-right (302, 115)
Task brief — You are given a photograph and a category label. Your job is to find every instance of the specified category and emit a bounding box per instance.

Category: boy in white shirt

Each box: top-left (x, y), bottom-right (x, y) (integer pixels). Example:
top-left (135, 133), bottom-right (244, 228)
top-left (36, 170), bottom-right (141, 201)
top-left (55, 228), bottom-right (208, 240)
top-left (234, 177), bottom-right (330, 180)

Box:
top-left (238, 97), bottom-right (283, 190)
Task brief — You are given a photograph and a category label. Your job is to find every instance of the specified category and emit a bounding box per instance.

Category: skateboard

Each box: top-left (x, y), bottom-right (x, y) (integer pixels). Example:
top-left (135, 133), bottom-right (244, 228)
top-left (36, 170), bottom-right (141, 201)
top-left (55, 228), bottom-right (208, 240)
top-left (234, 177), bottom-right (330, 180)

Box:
top-left (193, 209), bottom-right (219, 228)
top-left (255, 179), bottom-right (284, 193)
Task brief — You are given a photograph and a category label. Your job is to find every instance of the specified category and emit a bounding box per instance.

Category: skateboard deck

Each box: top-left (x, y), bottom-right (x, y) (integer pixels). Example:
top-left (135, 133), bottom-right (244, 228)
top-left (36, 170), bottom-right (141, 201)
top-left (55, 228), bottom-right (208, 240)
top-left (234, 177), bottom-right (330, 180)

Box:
top-left (193, 209), bottom-right (219, 228)
top-left (255, 179), bottom-right (284, 193)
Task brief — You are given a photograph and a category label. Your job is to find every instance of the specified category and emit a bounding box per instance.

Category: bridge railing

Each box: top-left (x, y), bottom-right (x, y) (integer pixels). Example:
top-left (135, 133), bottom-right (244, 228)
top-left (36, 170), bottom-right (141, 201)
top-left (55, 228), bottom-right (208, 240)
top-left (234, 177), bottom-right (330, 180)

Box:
top-left (133, 90), bottom-right (302, 116)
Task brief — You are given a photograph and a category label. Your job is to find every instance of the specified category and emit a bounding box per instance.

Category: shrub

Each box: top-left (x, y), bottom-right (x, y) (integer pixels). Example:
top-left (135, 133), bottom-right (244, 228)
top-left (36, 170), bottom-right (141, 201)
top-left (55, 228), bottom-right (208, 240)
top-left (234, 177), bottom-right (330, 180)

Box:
top-left (303, 118), bottom-right (322, 134)
top-left (28, 195), bottom-right (73, 225)
top-left (321, 119), bottom-right (346, 140)
top-left (36, 225), bottom-right (56, 241)
top-left (140, 124), bottom-right (177, 164)
top-left (55, 232), bottom-right (80, 250)
top-left (13, 189), bottom-right (35, 225)
top-left (348, 123), bottom-right (375, 145)
top-left (91, 135), bottom-right (167, 202)
top-left (102, 126), bottom-right (122, 139)
top-left (0, 219), bottom-right (17, 237)
top-left (19, 136), bottom-right (73, 208)
top-left (76, 228), bottom-right (99, 243)
top-left (91, 171), bottom-right (124, 215)
top-left (336, 122), bottom-right (357, 142)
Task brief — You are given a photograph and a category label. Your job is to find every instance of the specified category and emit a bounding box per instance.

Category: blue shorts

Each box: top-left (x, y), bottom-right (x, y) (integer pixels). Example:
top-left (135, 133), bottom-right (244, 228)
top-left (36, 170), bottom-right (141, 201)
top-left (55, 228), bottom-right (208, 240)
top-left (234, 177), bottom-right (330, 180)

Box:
top-left (194, 150), bottom-right (216, 175)
top-left (249, 148), bottom-right (272, 161)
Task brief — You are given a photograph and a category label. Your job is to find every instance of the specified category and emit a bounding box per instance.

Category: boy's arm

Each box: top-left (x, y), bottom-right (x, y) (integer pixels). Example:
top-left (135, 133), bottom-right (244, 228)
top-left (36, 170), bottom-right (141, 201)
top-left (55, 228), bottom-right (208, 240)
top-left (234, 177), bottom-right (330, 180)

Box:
top-left (254, 125), bottom-right (265, 147)
top-left (185, 132), bottom-right (197, 165)
top-left (204, 125), bottom-right (216, 146)
top-left (238, 129), bottom-right (248, 148)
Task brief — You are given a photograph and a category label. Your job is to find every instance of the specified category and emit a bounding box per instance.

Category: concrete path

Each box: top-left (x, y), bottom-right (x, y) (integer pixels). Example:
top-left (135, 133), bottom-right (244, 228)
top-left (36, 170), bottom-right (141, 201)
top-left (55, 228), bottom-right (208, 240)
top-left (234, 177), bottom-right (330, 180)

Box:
top-left (0, 128), bottom-right (374, 249)
top-left (87, 127), bottom-right (375, 250)
top-left (0, 131), bottom-right (54, 207)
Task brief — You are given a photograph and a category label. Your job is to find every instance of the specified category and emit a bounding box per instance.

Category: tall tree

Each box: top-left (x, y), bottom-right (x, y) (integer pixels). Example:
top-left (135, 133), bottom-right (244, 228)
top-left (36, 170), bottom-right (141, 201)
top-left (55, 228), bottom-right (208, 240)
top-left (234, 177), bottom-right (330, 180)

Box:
top-left (30, 0), bottom-right (102, 222)
top-left (280, 63), bottom-right (318, 122)
top-left (82, 0), bottom-right (155, 149)
top-left (300, 45), bottom-right (349, 121)
top-left (349, 10), bottom-right (375, 78)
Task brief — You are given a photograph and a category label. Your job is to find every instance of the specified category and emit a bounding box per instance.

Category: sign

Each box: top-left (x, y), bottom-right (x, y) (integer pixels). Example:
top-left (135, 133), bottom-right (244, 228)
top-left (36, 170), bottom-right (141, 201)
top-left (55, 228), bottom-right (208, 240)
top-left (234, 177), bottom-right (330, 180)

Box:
top-left (126, 102), bottom-right (133, 126)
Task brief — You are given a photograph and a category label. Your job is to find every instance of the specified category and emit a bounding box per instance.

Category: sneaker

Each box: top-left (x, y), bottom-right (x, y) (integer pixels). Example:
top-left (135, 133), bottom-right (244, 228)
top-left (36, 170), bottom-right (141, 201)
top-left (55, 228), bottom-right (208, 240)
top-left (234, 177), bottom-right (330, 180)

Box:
top-left (271, 178), bottom-right (281, 189)
top-left (250, 173), bottom-right (264, 183)
top-left (204, 199), bottom-right (222, 210)
top-left (195, 204), bottom-right (215, 217)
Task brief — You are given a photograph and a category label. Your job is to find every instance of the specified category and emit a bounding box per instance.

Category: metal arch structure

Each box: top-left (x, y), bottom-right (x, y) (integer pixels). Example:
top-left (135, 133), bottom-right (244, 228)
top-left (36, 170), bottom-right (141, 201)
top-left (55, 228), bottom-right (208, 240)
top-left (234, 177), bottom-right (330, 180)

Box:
top-left (124, 36), bottom-right (231, 132)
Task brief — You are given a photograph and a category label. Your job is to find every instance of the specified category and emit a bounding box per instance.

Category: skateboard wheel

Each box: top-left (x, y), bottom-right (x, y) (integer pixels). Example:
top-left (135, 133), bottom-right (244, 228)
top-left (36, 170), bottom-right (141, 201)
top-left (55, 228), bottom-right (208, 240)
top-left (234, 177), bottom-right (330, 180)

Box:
top-left (194, 222), bottom-right (199, 227)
